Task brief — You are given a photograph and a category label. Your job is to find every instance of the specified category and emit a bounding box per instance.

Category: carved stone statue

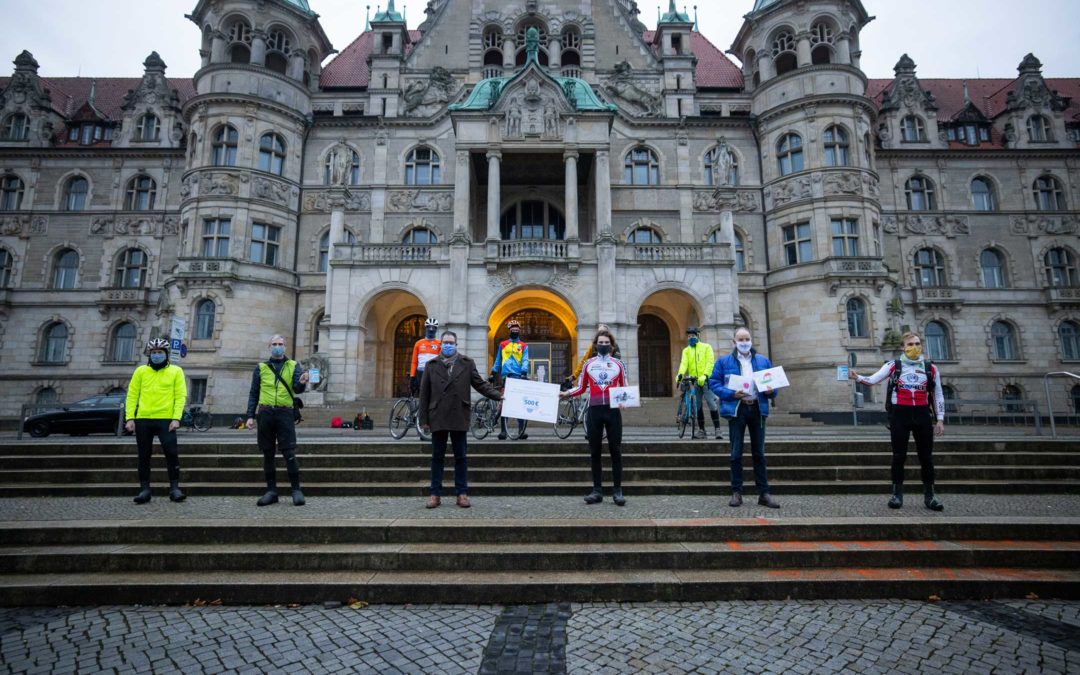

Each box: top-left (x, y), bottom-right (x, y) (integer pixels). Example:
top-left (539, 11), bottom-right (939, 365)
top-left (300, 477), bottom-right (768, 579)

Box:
top-left (403, 66), bottom-right (457, 115)
top-left (328, 145), bottom-right (353, 186)
top-left (713, 137), bottom-right (734, 186)
top-left (605, 61), bottom-right (662, 116)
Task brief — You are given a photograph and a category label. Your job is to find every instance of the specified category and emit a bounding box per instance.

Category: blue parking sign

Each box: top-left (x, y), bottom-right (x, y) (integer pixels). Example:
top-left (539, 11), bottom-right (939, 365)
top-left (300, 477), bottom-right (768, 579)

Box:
top-left (170, 339), bottom-right (182, 350)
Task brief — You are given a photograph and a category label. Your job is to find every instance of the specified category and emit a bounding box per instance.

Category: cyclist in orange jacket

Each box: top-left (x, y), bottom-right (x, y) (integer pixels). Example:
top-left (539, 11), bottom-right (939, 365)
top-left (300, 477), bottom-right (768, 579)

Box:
top-left (410, 317), bottom-right (442, 394)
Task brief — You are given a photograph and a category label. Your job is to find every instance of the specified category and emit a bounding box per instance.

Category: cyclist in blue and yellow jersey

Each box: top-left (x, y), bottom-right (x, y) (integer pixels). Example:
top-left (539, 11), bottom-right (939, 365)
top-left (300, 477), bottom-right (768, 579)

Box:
top-left (492, 319), bottom-right (530, 440)
top-left (676, 327), bottom-right (723, 440)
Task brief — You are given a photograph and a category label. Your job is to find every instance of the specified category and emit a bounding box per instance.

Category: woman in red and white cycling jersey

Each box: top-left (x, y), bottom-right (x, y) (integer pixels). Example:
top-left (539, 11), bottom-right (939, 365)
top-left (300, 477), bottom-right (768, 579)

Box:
top-left (561, 330), bottom-right (628, 506)
top-left (851, 331), bottom-right (945, 511)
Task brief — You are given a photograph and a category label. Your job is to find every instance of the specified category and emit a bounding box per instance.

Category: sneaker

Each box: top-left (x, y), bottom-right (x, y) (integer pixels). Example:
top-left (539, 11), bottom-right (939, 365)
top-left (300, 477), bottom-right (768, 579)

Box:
top-left (714, 429), bottom-right (724, 441)
top-left (133, 485), bottom-right (152, 504)
top-left (612, 489), bottom-right (626, 507)
top-left (256, 490), bottom-right (279, 507)
top-left (583, 489), bottom-right (603, 505)
top-left (497, 432), bottom-right (508, 440)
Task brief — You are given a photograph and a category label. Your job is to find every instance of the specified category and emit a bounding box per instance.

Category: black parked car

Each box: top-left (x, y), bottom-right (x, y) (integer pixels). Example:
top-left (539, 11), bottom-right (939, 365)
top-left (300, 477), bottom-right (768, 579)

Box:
top-left (22, 393), bottom-right (127, 437)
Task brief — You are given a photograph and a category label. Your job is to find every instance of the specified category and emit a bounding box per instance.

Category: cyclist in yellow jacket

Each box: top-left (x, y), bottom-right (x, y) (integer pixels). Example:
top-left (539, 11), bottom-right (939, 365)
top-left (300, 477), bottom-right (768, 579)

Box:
top-left (676, 326), bottom-right (723, 440)
top-left (124, 338), bottom-right (188, 504)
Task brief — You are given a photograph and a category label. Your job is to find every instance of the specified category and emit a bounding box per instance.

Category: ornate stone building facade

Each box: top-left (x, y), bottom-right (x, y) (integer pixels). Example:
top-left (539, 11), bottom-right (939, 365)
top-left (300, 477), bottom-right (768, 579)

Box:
top-left (1, 0), bottom-right (1078, 417)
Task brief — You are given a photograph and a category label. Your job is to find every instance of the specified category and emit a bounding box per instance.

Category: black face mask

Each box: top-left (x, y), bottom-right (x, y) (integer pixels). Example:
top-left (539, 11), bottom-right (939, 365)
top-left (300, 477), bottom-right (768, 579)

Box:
top-left (509, 331), bottom-right (521, 340)
top-left (425, 328), bottom-right (436, 339)
top-left (596, 345), bottom-right (612, 356)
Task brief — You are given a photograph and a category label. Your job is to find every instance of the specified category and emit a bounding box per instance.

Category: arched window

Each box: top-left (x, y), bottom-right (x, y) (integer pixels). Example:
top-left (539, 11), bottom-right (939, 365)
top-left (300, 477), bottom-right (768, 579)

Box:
top-left (194, 299), bottom-right (216, 340)
top-left (707, 229), bottom-right (745, 271)
top-left (514, 21), bottom-right (549, 66)
top-left (109, 322), bottom-right (138, 362)
top-left (1034, 175), bottom-right (1066, 211)
top-left (941, 384), bottom-right (958, 414)
top-left (0, 247), bottom-right (11, 287)
top-left (905, 175), bottom-right (936, 211)
top-left (776, 133), bottom-right (804, 176)
top-left (624, 147), bottom-right (660, 185)
top-left (482, 26), bottom-right (504, 78)
top-left (39, 322), bottom-right (68, 363)
top-left (991, 321), bottom-right (1019, 361)
top-left (771, 30), bottom-right (797, 75)
top-left (809, 22), bottom-right (834, 65)
top-left (823, 125), bottom-right (849, 166)
top-left (925, 321), bottom-right (951, 360)
top-left (51, 249), bottom-right (79, 289)
top-left (1001, 384), bottom-right (1024, 413)
top-left (258, 133), bottom-right (286, 175)
top-left (561, 27), bottom-right (582, 77)
top-left (402, 228), bottom-right (438, 244)
top-left (846, 298), bottom-right (868, 338)
top-left (970, 176), bottom-right (997, 211)
top-left (212, 125), bottom-right (238, 166)
top-left (265, 28), bottom-right (293, 74)
top-left (914, 248), bottom-right (946, 287)
top-left (312, 311), bottom-right (324, 354)
top-left (1, 174), bottom-right (24, 210)
top-left (226, 18), bottom-right (252, 63)
top-left (627, 227), bottom-right (662, 244)
top-left (980, 249), bottom-right (1006, 288)
top-left (35, 387), bottom-right (59, 406)
top-left (1027, 114), bottom-right (1052, 142)
top-left (317, 229), bottom-right (357, 273)
top-left (1060, 320), bottom-right (1080, 360)
top-left (704, 145), bottom-right (738, 186)
top-left (500, 201), bottom-right (565, 240)
top-left (64, 176), bottom-right (89, 211)
top-left (1045, 248), bottom-right (1079, 287)
top-left (2, 113), bottom-right (29, 141)
top-left (324, 150), bottom-right (360, 185)
top-left (124, 175), bottom-right (157, 211)
top-left (113, 248), bottom-right (148, 288)
top-left (136, 113), bottom-right (159, 142)
top-left (901, 115), bottom-right (927, 142)
top-left (405, 146), bottom-right (441, 185)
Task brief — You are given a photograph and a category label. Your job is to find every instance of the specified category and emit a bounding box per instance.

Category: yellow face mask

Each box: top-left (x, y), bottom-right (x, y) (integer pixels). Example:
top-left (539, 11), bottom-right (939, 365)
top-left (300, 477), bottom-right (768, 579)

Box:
top-left (904, 346), bottom-right (922, 360)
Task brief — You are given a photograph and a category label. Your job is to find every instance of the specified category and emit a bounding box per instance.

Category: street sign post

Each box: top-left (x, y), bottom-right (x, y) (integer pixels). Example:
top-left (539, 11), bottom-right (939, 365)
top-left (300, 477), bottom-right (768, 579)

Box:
top-left (169, 318), bottom-right (187, 362)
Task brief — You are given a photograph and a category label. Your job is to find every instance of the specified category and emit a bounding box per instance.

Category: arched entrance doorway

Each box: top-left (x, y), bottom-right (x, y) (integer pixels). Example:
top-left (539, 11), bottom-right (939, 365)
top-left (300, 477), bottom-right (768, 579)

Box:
top-left (638, 314), bottom-right (672, 397)
top-left (359, 289), bottom-right (429, 398)
top-left (393, 314), bottom-right (426, 397)
top-left (488, 288), bottom-right (578, 384)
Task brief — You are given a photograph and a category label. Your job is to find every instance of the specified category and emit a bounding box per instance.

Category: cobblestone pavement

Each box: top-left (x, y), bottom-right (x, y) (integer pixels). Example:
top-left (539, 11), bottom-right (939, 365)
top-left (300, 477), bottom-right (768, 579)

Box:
top-left (1, 601), bottom-right (1077, 674)
top-left (1, 494), bottom-right (1078, 522)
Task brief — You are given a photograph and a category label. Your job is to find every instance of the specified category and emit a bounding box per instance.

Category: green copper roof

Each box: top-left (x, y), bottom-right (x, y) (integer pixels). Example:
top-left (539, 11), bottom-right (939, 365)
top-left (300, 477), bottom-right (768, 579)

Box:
top-left (281, 0), bottom-right (314, 15)
top-left (372, 0), bottom-right (405, 22)
top-left (449, 65), bottom-right (615, 113)
top-left (750, 0), bottom-right (782, 14)
top-left (659, 0), bottom-right (691, 23)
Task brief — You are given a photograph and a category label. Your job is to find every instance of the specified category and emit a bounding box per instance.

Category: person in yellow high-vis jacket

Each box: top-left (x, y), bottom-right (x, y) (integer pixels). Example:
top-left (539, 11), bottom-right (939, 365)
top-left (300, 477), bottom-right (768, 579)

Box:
top-left (676, 326), bottom-right (723, 440)
top-left (124, 338), bottom-right (188, 504)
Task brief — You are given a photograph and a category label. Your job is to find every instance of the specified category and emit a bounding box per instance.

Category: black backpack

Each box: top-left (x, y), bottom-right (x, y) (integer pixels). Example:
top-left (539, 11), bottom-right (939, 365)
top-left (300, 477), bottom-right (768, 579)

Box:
top-left (883, 359), bottom-right (935, 415)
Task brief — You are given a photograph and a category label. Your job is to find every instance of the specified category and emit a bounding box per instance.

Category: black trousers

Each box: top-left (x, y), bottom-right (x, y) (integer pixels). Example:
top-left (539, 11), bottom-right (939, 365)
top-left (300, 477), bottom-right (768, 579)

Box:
top-left (889, 406), bottom-right (936, 485)
top-left (135, 418), bottom-right (179, 484)
top-left (430, 430), bottom-right (469, 496)
top-left (257, 408), bottom-right (301, 490)
top-left (586, 405), bottom-right (623, 489)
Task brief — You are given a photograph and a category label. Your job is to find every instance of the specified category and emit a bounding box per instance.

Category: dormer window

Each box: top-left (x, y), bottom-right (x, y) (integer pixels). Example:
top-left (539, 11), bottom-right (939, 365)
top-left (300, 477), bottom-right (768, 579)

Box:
top-left (2, 113), bottom-right (29, 141)
top-left (71, 123), bottom-right (113, 145)
top-left (136, 113), bottom-right (160, 142)
top-left (900, 115), bottom-right (927, 143)
top-left (1027, 114), bottom-right (1053, 142)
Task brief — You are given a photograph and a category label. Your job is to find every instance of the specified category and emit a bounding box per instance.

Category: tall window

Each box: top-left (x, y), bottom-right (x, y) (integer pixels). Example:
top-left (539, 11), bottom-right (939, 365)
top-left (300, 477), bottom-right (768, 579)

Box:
top-left (846, 298), bottom-right (868, 338)
top-left (809, 21), bottom-right (834, 64)
top-left (124, 175), bottom-right (156, 211)
top-left (1034, 175), bottom-right (1065, 211)
top-left (980, 249), bottom-right (1006, 288)
top-left (704, 146), bottom-right (738, 186)
top-left (136, 113), bottom-right (159, 141)
top-left (734, 232), bottom-right (745, 272)
top-left (318, 230), bottom-right (356, 273)
top-left (0, 247), bottom-right (10, 287)
top-left (482, 26), bottom-right (504, 78)
top-left (212, 125), bottom-right (238, 166)
top-left (35, 387), bottom-right (59, 406)
top-left (194, 299), bottom-right (216, 340)
top-left (823, 126), bottom-right (850, 166)
top-left (771, 30), bottom-right (797, 75)
top-left (265, 28), bottom-right (292, 74)
top-left (0, 175), bottom-right (24, 210)
top-left (227, 19), bottom-right (252, 63)
top-left (51, 249), bottom-right (79, 289)
top-left (2, 113), bottom-right (29, 141)
top-left (782, 222), bottom-right (812, 265)
top-left (1045, 248), bottom-right (1078, 287)
top-left (561, 27), bottom-right (582, 77)
top-left (1072, 385), bottom-right (1080, 413)
top-left (966, 176), bottom-right (996, 211)
top-left (500, 201), bottom-right (565, 240)
top-left (249, 223), bottom-right (281, 266)
top-left (900, 116), bottom-right (926, 142)
top-left (831, 218), bottom-right (859, 257)
top-left (113, 248), bottom-right (148, 288)
top-left (405, 147), bottom-right (441, 185)
top-left (925, 321), bottom-right (951, 360)
top-left (324, 150), bottom-right (360, 185)
top-left (402, 228), bottom-right (438, 244)
top-left (914, 248), bottom-right (946, 287)
top-left (258, 133), bottom-right (286, 175)
top-left (39, 322), bottom-right (68, 363)
top-left (189, 377), bottom-right (208, 405)
top-left (627, 227), bottom-right (662, 244)
top-left (905, 175), bottom-right (936, 211)
top-left (201, 218), bottom-right (231, 257)
top-left (776, 133), bottom-right (804, 176)
top-left (1027, 114), bottom-right (1052, 142)
top-left (62, 176), bottom-right (89, 211)
top-left (991, 321), bottom-right (1019, 361)
top-left (109, 322), bottom-right (138, 362)
top-left (1060, 320), bottom-right (1080, 360)
top-left (624, 147), bottom-right (660, 185)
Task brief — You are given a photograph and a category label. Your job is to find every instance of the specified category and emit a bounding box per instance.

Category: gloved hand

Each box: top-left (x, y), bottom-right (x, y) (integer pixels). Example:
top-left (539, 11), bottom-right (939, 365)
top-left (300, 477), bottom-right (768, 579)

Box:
top-left (697, 375), bottom-right (707, 387)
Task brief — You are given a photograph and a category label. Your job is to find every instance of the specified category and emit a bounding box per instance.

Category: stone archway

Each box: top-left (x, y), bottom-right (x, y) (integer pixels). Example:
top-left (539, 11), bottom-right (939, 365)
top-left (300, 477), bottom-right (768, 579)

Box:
top-left (358, 289), bottom-right (429, 398)
top-left (636, 289), bottom-right (706, 398)
top-left (637, 314), bottom-right (672, 397)
top-left (487, 288), bottom-right (578, 384)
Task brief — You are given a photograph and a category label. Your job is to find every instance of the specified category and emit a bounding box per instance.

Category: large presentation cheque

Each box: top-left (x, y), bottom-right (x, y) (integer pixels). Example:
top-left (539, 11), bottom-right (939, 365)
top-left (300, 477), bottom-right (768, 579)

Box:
top-left (501, 378), bottom-right (561, 424)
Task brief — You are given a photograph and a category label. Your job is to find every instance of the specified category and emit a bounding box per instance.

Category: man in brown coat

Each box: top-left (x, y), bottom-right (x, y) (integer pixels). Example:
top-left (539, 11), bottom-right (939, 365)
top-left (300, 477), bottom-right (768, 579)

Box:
top-left (419, 331), bottom-right (502, 508)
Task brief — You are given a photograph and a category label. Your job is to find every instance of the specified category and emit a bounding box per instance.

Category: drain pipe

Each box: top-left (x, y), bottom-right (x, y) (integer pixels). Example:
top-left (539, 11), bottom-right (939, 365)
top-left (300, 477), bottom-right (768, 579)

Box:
top-left (291, 114), bottom-right (314, 357)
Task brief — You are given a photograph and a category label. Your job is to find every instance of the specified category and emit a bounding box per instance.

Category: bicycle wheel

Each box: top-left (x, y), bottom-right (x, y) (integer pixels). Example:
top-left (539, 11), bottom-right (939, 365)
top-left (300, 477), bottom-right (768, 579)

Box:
top-left (471, 399), bottom-right (494, 440)
top-left (415, 415), bottom-right (432, 441)
top-left (388, 398), bottom-right (411, 440)
top-left (677, 395), bottom-right (689, 439)
top-left (506, 416), bottom-right (526, 440)
top-left (554, 398), bottom-right (578, 439)
top-left (579, 401), bottom-right (590, 438)
top-left (689, 394), bottom-right (700, 439)
top-left (192, 411), bottom-right (212, 432)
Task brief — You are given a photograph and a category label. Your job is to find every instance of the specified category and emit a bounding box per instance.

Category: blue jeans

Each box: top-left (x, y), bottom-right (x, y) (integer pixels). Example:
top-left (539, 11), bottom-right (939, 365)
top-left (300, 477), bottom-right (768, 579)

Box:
top-left (728, 403), bottom-right (770, 493)
top-left (430, 430), bottom-right (469, 496)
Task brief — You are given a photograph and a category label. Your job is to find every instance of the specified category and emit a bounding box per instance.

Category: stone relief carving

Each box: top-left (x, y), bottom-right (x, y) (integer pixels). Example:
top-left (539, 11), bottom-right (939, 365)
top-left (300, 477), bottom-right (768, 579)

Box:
top-left (1010, 215), bottom-right (1078, 236)
top-left (403, 66), bottom-right (457, 116)
top-left (0, 215), bottom-right (45, 238)
top-left (767, 176), bottom-right (813, 206)
top-left (486, 269), bottom-right (515, 292)
top-left (302, 190), bottom-right (371, 213)
top-left (500, 72), bottom-right (566, 139)
top-left (692, 190), bottom-right (759, 213)
top-left (198, 172), bottom-right (239, 196)
top-left (251, 176), bottom-right (295, 205)
top-left (90, 216), bottom-right (176, 238)
top-left (881, 214), bottom-right (969, 237)
top-left (550, 271), bottom-right (579, 294)
top-left (823, 172), bottom-right (862, 196)
top-left (386, 190), bottom-right (453, 213)
top-left (604, 61), bottom-right (662, 117)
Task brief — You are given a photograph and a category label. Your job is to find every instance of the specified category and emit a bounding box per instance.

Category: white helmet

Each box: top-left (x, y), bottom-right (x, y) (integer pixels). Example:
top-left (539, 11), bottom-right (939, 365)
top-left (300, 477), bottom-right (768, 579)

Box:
top-left (424, 317), bottom-right (439, 328)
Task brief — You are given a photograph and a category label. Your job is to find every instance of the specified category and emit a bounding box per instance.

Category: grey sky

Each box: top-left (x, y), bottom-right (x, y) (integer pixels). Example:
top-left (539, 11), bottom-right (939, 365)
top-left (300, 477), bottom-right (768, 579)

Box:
top-left (2, 0), bottom-right (1078, 80)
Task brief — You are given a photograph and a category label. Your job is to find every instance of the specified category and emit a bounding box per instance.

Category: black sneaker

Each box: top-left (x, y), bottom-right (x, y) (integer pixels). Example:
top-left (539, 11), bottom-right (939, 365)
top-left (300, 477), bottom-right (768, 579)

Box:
top-left (133, 485), bottom-right (152, 504)
top-left (257, 490), bottom-right (279, 507)
top-left (292, 489), bottom-right (306, 506)
top-left (497, 432), bottom-right (508, 440)
top-left (583, 489), bottom-right (603, 504)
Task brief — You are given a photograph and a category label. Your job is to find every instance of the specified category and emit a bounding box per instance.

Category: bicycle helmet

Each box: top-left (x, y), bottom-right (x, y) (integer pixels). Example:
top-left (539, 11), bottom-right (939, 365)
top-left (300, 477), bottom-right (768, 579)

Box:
top-left (424, 317), bottom-right (439, 328)
top-left (146, 337), bottom-right (170, 352)
top-left (507, 319), bottom-right (522, 330)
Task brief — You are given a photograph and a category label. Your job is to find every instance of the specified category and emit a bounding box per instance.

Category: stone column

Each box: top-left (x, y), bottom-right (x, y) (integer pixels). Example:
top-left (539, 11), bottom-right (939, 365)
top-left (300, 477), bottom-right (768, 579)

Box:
top-left (720, 209), bottom-right (740, 330)
top-left (199, 49), bottom-right (210, 69)
top-left (796, 34), bottom-right (812, 67)
top-left (453, 150), bottom-right (471, 236)
top-left (564, 150), bottom-right (579, 241)
top-left (836, 36), bottom-right (852, 65)
top-left (594, 150), bottom-right (611, 236)
top-left (502, 39), bottom-right (516, 69)
top-left (250, 30), bottom-right (267, 66)
top-left (210, 31), bottom-right (227, 64)
top-left (288, 50), bottom-right (306, 81)
top-left (548, 36), bottom-right (562, 69)
top-left (324, 190), bottom-right (348, 315)
top-left (759, 53), bottom-right (775, 81)
top-left (486, 150), bottom-right (501, 241)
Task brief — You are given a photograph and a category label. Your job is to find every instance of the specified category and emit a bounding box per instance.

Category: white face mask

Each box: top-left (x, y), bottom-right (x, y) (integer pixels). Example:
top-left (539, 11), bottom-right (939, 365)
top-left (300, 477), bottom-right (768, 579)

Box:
top-left (735, 340), bottom-right (753, 354)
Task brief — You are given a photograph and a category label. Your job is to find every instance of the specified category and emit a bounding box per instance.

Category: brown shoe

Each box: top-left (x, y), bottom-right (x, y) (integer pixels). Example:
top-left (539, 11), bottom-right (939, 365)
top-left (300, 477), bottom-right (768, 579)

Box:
top-left (426, 495), bottom-right (441, 509)
top-left (456, 494), bottom-right (471, 508)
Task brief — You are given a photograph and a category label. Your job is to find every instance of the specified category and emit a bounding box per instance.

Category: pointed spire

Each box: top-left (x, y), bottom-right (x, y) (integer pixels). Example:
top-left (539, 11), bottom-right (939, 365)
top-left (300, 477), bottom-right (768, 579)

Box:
top-left (962, 80), bottom-right (971, 106)
top-left (13, 50), bottom-right (39, 73)
top-left (364, 5), bottom-right (371, 31)
top-left (143, 51), bottom-right (167, 75)
top-left (693, 5), bottom-right (699, 31)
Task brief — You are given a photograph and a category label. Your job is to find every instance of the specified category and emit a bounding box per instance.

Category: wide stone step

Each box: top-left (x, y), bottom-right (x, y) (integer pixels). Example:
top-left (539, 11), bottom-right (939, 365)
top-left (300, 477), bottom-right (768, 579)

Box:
top-left (1, 567), bottom-right (1076, 605)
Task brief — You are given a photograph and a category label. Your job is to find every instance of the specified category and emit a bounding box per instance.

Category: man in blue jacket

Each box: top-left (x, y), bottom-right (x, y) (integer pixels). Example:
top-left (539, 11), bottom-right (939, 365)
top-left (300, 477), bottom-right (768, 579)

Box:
top-left (708, 327), bottom-right (780, 509)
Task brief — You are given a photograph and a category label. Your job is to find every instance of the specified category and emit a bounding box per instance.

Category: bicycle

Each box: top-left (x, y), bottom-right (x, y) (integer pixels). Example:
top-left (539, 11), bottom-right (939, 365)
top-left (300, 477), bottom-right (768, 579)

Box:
top-left (676, 376), bottom-right (701, 439)
top-left (181, 406), bottom-right (212, 432)
top-left (554, 395), bottom-right (588, 439)
top-left (389, 393), bottom-right (432, 441)
top-left (470, 377), bottom-right (525, 440)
